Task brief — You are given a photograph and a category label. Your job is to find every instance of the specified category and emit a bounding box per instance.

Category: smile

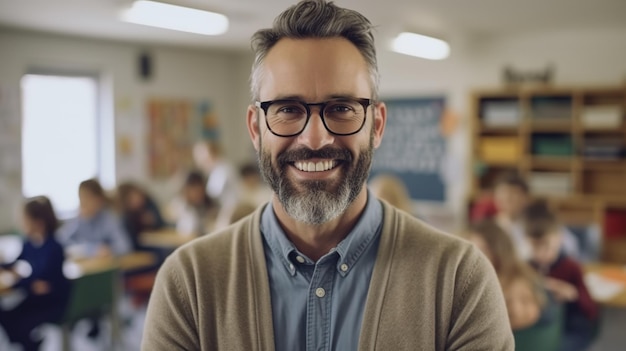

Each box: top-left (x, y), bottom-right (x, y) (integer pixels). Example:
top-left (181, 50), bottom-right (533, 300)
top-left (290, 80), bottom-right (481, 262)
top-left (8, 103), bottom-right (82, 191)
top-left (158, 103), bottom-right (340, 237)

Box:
top-left (293, 160), bottom-right (337, 172)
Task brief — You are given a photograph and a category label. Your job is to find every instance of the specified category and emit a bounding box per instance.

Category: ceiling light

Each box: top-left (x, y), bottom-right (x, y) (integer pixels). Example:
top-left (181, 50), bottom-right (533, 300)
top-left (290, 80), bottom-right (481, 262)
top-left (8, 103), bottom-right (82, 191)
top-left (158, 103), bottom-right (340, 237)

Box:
top-left (391, 32), bottom-right (450, 60)
top-left (120, 0), bottom-right (228, 36)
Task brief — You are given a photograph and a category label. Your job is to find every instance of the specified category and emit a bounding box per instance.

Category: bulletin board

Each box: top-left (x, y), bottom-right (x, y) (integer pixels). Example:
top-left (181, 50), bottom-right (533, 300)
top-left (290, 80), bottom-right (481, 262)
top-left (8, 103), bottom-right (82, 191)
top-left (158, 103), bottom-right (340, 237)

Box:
top-left (370, 97), bottom-right (446, 202)
top-left (147, 98), bottom-right (219, 178)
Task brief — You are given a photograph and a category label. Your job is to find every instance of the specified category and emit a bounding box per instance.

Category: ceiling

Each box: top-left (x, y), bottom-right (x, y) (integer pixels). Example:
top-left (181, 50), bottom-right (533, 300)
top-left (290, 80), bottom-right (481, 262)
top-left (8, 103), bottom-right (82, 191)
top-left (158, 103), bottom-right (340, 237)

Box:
top-left (1, 0), bottom-right (625, 51)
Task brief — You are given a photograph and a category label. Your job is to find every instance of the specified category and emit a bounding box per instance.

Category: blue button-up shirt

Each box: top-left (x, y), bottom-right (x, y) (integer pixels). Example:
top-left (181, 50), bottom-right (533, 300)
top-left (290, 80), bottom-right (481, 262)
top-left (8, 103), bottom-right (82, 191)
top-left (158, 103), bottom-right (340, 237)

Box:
top-left (261, 195), bottom-right (383, 351)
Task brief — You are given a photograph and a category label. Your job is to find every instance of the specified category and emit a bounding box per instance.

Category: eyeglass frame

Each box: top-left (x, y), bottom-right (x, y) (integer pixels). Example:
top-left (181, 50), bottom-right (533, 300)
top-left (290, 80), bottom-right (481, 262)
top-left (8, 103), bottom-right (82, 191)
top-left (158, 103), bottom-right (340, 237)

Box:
top-left (254, 97), bottom-right (374, 137)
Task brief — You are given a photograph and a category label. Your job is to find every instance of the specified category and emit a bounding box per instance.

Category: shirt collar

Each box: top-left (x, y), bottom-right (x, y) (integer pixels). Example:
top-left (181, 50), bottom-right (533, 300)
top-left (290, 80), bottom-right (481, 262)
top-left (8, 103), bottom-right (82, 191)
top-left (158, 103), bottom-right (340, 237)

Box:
top-left (260, 191), bottom-right (383, 277)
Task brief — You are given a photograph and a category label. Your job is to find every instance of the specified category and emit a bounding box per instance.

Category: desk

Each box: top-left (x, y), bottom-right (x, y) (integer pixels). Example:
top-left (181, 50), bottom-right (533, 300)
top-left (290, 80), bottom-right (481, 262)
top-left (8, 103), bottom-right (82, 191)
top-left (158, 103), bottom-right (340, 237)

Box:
top-left (139, 228), bottom-right (195, 249)
top-left (584, 263), bottom-right (626, 308)
top-left (67, 251), bottom-right (158, 277)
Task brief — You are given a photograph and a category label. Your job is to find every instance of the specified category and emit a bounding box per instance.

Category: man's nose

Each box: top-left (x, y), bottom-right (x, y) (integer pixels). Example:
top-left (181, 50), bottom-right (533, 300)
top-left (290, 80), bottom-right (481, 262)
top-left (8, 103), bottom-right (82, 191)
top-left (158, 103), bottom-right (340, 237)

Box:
top-left (296, 110), bottom-right (335, 150)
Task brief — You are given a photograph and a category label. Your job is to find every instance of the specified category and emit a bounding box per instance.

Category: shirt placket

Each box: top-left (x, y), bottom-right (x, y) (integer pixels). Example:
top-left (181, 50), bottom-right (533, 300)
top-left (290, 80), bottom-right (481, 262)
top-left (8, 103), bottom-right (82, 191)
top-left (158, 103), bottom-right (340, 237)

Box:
top-left (305, 255), bottom-right (338, 351)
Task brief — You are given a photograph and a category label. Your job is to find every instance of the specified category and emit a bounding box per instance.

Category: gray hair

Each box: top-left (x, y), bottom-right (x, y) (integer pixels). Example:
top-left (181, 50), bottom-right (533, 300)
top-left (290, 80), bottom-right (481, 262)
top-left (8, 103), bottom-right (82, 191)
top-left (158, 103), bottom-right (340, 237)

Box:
top-left (250, 0), bottom-right (379, 101)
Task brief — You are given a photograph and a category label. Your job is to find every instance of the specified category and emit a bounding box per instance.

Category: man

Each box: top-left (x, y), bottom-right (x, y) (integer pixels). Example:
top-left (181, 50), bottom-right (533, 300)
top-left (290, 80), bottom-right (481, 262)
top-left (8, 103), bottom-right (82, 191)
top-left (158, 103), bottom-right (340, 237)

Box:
top-left (142, 1), bottom-right (514, 350)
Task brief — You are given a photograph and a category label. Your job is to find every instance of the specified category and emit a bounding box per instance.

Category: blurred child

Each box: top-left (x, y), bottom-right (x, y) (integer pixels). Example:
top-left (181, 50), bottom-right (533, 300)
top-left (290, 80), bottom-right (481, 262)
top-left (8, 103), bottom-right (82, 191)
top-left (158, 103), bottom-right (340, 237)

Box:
top-left (213, 163), bottom-right (272, 230)
top-left (192, 141), bottom-right (239, 210)
top-left (238, 162), bottom-right (272, 208)
top-left (523, 200), bottom-right (598, 351)
top-left (466, 220), bottom-right (547, 330)
top-left (493, 172), bottom-right (579, 260)
top-left (167, 171), bottom-right (217, 237)
top-left (116, 182), bottom-right (166, 250)
top-left (369, 174), bottom-right (413, 214)
top-left (0, 196), bottom-right (70, 351)
top-left (57, 179), bottom-right (131, 258)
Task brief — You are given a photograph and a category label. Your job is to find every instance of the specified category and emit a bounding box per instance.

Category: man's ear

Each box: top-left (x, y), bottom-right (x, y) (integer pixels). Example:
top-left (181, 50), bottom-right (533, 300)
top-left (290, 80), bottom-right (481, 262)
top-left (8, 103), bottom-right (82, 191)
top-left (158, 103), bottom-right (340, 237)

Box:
top-left (247, 105), bottom-right (260, 151)
top-left (372, 102), bottom-right (387, 149)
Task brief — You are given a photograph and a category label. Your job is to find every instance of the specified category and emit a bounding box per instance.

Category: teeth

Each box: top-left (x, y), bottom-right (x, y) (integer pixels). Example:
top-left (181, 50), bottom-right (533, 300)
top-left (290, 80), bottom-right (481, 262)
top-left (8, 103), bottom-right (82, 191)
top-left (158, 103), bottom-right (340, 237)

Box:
top-left (294, 160), bottom-right (336, 172)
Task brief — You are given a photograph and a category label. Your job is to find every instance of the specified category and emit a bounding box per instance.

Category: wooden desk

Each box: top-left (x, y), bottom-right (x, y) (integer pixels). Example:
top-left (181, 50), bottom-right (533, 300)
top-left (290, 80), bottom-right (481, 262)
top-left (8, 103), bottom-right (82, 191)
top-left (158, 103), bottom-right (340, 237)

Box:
top-left (584, 263), bottom-right (626, 308)
top-left (139, 228), bottom-right (195, 249)
top-left (68, 252), bottom-right (158, 277)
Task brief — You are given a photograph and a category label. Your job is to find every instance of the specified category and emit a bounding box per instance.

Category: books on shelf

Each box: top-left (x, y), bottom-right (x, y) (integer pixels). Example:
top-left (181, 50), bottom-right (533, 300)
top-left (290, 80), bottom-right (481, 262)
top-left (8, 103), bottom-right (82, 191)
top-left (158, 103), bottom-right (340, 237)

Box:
top-left (583, 139), bottom-right (625, 160)
top-left (481, 100), bottom-right (520, 127)
top-left (529, 172), bottom-right (572, 196)
top-left (531, 96), bottom-right (572, 120)
top-left (479, 137), bottom-right (521, 163)
top-left (582, 105), bottom-right (623, 129)
top-left (532, 135), bottom-right (574, 156)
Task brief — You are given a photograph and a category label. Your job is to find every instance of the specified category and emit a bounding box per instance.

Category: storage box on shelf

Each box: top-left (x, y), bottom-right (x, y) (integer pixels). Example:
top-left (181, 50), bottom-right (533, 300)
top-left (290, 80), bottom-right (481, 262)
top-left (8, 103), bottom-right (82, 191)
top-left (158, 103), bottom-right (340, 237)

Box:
top-left (469, 85), bottom-right (626, 263)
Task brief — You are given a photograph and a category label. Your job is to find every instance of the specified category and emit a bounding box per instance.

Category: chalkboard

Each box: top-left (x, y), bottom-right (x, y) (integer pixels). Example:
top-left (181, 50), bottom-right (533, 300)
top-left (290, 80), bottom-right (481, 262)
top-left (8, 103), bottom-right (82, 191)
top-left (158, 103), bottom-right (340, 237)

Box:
top-left (370, 97), bottom-right (446, 202)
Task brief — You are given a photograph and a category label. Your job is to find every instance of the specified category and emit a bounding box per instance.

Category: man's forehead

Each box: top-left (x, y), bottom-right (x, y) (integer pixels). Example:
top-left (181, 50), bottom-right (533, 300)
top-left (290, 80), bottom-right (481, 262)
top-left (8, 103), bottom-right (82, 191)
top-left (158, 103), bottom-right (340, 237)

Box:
top-left (258, 37), bottom-right (371, 100)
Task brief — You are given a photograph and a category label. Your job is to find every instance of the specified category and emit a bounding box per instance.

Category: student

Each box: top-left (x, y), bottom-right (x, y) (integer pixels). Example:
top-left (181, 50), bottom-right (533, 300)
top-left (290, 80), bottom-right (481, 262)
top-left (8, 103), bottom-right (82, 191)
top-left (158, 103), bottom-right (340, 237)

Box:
top-left (192, 141), bottom-right (239, 209)
top-left (0, 196), bottom-right (70, 351)
top-left (238, 162), bottom-right (273, 208)
top-left (523, 200), bottom-right (598, 351)
top-left (116, 182), bottom-right (166, 250)
top-left (57, 179), bottom-right (131, 258)
top-left (466, 220), bottom-right (547, 330)
top-left (369, 173), bottom-right (413, 214)
top-left (493, 172), bottom-right (580, 260)
top-left (167, 171), bottom-right (217, 237)
top-left (142, 1), bottom-right (513, 349)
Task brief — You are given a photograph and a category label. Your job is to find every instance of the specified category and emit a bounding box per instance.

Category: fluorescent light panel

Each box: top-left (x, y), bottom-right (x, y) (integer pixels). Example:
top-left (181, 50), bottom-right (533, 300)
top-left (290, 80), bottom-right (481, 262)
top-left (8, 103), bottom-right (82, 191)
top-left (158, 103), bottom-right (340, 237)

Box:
top-left (392, 32), bottom-right (450, 60)
top-left (121, 0), bottom-right (228, 36)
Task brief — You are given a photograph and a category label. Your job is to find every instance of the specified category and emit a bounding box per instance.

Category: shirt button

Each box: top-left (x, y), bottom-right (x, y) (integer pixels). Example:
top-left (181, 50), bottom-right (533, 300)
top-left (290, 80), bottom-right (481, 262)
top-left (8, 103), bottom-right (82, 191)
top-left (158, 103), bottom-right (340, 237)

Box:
top-left (295, 255), bottom-right (305, 263)
top-left (340, 263), bottom-right (349, 272)
top-left (289, 263), bottom-right (295, 271)
top-left (315, 288), bottom-right (326, 298)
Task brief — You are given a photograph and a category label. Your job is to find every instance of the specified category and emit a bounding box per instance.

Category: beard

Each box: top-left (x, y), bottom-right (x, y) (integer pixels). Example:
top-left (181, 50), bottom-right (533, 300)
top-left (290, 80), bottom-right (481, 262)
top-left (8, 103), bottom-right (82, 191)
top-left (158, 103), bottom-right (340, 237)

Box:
top-left (258, 135), bottom-right (374, 225)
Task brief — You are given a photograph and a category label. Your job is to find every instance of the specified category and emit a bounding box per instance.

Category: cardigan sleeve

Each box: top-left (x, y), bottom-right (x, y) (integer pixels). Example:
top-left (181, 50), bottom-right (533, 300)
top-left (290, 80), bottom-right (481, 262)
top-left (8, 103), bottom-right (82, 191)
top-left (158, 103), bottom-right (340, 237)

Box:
top-left (446, 247), bottom-right (515, 351)
top-left (142, 253), bottom-right (200, 351)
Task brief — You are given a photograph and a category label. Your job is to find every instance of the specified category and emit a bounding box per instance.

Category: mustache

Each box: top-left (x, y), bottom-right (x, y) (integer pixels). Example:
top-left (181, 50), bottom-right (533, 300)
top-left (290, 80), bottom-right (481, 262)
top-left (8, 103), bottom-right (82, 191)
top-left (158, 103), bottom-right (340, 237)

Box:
top-left (277, 147), bottom-right (352, 165)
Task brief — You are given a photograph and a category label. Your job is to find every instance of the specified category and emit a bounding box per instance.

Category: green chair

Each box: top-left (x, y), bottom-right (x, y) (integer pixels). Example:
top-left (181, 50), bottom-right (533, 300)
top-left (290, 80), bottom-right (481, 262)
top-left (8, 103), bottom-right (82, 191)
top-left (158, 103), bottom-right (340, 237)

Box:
top-left (513, 303), bottom-right (564, 351)
top-left (56, 267), bottom-right (120, 351)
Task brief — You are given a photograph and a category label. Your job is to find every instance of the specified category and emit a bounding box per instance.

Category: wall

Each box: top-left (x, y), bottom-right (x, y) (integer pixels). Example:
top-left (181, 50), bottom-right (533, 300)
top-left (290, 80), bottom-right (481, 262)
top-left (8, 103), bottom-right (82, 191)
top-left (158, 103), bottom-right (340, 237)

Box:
top-left (0, 29), bottom-right (254, 230)
top-left (1, 26), bottom-right (626, 231)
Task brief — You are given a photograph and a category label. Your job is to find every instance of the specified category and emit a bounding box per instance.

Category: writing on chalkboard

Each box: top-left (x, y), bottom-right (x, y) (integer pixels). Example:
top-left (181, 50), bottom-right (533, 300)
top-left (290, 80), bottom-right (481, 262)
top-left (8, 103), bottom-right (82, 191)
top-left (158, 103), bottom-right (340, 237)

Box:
top-left (371, 97), bottom-right (446, 202)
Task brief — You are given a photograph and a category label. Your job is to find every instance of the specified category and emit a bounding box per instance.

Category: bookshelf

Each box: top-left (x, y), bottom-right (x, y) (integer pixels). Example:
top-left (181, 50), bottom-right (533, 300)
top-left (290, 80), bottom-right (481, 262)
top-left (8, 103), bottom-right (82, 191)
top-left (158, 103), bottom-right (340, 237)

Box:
top-left (469, 85), bottom-right (626, 263)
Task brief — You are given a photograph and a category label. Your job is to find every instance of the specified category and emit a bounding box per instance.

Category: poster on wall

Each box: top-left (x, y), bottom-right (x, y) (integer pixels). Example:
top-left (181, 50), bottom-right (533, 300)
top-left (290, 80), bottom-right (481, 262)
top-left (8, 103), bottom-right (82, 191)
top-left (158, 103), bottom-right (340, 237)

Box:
top-left (147, 98), bottom-right (219, 179)
top-left (370, 97), bottom-right (446, 202)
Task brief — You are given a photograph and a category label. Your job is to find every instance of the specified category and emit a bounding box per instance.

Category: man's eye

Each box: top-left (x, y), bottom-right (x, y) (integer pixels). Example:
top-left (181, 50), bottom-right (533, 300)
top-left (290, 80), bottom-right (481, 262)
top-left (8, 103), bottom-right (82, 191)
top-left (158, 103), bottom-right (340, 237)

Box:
top-left (277, 106), bottom-right (301, 114)
top-left (327, 104), bottom-right (355, 114)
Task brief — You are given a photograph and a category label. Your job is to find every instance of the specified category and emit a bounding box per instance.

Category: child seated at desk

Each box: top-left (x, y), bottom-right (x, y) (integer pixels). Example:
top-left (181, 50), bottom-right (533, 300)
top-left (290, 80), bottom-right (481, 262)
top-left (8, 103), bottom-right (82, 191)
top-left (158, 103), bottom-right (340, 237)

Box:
top-left (116, 182), bottom-right (166, 251)
top-left (167, 171), bottom-right (217, 237)
top-left (493, 172), bottom-right (580, 260)
top-left (0, 196), bottom-right (70, 351)
top-left (523, 200), bottom-right (598, 351)
top-left (57, 178), bottom-right (131, 258)
top-left (466, 220), bottom-right (548, 330)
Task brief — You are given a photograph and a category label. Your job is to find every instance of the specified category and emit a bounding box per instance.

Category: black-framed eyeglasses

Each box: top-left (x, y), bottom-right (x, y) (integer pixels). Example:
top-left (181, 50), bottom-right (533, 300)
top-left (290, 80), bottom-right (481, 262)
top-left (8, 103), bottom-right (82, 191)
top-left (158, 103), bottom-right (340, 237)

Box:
top-left (255, 97), bottom-right (373, 137)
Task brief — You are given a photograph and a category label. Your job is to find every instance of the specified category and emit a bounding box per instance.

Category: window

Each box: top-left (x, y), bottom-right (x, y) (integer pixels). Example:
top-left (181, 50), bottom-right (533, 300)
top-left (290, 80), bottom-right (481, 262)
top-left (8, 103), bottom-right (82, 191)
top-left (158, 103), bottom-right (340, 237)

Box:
top-left (21, 73), bottom-right (110, 217)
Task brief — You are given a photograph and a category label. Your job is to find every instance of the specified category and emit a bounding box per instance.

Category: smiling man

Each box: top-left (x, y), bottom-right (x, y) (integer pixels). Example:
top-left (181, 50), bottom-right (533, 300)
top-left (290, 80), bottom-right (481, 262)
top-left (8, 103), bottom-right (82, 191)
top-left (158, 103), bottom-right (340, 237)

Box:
top-left (142, 1), bottom-right (514, 350)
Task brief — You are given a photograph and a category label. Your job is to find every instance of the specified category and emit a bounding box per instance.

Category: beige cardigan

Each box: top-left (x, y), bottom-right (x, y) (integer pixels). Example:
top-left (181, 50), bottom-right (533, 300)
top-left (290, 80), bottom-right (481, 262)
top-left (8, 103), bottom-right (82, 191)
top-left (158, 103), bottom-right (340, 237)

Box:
top-left (142, 202), bottom-right (514, 350)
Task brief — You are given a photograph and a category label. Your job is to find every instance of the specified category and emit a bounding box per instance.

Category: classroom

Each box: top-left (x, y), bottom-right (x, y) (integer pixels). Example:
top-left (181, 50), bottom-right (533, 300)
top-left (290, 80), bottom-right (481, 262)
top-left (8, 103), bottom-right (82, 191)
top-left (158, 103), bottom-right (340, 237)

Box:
top-left (1, 0), bottom-right (625, 350)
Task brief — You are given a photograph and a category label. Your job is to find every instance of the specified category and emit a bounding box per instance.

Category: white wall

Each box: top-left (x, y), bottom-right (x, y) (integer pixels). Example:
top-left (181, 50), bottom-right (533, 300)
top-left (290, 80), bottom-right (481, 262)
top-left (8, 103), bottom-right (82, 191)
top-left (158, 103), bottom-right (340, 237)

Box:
top-left (0, 29), bottom-right (254, 230)
top-left (1, 26), bottom-right (626, 231)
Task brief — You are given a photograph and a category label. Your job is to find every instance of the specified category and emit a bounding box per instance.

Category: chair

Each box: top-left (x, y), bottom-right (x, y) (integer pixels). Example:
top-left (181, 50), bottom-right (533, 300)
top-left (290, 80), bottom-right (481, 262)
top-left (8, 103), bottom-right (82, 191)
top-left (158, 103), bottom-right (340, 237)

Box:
top-left (55, 267), bottom-right (120, 351)
top-left (513, 303), bottom-right (564, 351)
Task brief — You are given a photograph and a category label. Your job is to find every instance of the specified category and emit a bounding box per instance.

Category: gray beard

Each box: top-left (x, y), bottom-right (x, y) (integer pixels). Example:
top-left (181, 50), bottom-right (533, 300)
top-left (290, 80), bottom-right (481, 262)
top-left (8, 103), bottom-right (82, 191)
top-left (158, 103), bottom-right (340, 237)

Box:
top-left (258, 139), bottom-right (373, 225)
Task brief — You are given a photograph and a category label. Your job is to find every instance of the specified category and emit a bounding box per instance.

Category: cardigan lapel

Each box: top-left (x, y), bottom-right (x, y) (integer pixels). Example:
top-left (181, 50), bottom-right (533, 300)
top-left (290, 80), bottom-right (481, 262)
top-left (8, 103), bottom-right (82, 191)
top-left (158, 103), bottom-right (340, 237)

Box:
top-left (358, 202), bottom-right (399, 350)
top-left (246, 205), bottom-right (276, 351)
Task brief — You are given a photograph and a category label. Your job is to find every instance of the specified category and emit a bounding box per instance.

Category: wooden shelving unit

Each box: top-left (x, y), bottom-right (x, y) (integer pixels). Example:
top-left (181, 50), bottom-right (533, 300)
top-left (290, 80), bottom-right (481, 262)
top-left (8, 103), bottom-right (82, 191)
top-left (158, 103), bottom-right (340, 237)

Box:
top-left (468, 85), bottom-right (626, 263)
